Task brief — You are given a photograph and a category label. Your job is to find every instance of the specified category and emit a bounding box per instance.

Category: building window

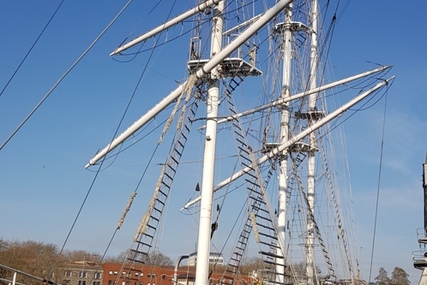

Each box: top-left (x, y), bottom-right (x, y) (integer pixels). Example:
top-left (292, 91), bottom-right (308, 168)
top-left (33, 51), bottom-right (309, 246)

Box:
top-left (161, 275), bottom-right (166, 280)
top-left (93, 282), bottom-right (101, 285)
top-left (64, 271), bottom-right (72, 277)
top-left (79, 271), bottom-right (87, 278)
top-left (78, 281), bottom-right (86, 285)
top-left (94, 272), bottom-right (101, 279)
top-left (108, 280), bottom-right (113, 285)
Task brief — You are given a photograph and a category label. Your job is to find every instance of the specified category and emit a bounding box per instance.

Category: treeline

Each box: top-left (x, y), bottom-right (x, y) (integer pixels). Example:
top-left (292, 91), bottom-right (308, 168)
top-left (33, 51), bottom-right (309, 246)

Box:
top-left (0, 238), bottom-right (173, 285)
top-left (375, 267), bottom-right (410, 285)
top-left (0, 238), bottom-right (107, 285)
top-left (0, 238), bottom-right (412, 285)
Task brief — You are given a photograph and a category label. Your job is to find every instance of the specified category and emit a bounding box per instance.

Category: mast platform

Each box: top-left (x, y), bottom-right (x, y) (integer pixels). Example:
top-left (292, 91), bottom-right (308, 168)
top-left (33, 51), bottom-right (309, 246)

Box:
top-left (187, 58), bottom-right (262, 77)
top-left (262, 141), bottom-right (318, 155)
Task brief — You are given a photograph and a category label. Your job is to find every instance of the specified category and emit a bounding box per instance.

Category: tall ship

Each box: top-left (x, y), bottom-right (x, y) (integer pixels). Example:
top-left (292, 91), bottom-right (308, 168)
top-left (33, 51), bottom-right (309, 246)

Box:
top-left (84, 1), bottom-right (394, 285)
top-left (2, 1), bottom-right (395, 285)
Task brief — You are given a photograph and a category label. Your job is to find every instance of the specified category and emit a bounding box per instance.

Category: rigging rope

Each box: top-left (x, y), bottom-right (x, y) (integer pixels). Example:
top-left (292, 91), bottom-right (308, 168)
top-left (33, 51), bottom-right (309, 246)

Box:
top-left (54, 0), bottom-right (134, 252)
top-left (368, 85), bottom-right (389, 284)
top-left (0, 0), bottom-right (65, 99)
top-left (38, 3), bottom-right (167, 283)
top-left (0, 1), bottom-right (133, 152)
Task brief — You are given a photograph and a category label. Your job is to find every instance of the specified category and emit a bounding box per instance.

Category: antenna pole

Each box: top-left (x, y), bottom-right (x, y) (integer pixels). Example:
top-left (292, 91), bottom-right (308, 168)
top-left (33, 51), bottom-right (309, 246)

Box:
top-left (423, 154), bottom-right (427, 233)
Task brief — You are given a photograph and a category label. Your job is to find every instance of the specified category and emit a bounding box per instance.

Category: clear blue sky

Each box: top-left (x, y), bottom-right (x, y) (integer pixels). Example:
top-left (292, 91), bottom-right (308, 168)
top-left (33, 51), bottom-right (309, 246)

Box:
top-left (1, 1), bottom-right (426, 285)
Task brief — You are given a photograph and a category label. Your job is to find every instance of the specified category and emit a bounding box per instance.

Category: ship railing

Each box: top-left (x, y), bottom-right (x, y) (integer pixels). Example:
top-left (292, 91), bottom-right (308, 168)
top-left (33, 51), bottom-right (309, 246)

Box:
top-left (412, 250), bottom-right (427, 269)
top-left (417, 228), bottom-right (427, 242)
top-left (226, 34), bottom-right (258, 65)
top-left (0, 263), bottom-right (62, 285)
top-left (413, 229), bottom-right (427, 269)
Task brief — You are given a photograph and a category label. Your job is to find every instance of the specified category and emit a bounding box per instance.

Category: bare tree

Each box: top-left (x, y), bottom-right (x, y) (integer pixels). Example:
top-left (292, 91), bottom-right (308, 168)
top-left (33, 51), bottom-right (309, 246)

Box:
top-left (390, 267), bottom-right (410, 285)
top-left (239, 257), bottom-right (264, 274)
top-left (0, 239), bottom-right (63, 284)
top-left (62, 249), bottom-right (101, 264)
top-left (374, 267), bottom-right (410, 285)
top-left (146, 250), bottom-right (173, 266)
top-left (375, 267), bottom-right (390, 285)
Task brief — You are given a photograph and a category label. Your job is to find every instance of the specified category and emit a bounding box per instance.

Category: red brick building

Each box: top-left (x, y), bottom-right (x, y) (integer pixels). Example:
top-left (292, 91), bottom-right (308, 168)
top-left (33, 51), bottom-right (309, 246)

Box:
top-left (101, 263), bottom-right (175, 285)
top-left (100, 263), bottom-right (252, 285)
top-left (59, 262), bottom-right (253, 285)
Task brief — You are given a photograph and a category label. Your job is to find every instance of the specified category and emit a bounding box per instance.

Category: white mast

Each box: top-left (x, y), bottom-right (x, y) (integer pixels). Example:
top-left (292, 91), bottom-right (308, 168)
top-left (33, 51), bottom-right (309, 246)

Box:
top-left (194, 1), bottom-right (224, 285)
top-left (276, 4), bottom-right (293, 283)
top-left (306, 1), bottom-right (318, 284)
